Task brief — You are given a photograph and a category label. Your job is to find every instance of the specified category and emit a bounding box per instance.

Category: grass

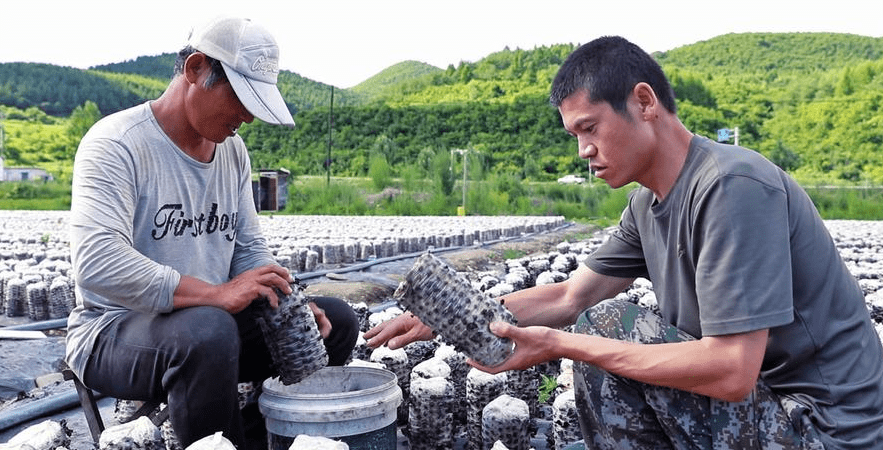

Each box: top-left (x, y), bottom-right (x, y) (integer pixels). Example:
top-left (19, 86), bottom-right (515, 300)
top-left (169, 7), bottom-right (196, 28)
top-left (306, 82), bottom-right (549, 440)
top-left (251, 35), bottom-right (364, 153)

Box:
top-left (2, 178), bottom-right (882, 222)
top-left (538, 374), bottom-right (559, 403)
top-left (284, 176), bottom-right (634, 222)
top-left (502, 248), bottom-right (528, 260)
top-left (0, 181), bottom-right (72, 210)
top-left (804, 186), bottom-right (883, 220)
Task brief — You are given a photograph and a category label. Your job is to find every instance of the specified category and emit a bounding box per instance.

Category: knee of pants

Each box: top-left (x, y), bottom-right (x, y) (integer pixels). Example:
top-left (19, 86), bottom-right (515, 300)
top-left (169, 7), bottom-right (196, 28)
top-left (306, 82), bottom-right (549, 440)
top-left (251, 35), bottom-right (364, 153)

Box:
top-left (576, 299), bottom-right (693, 345)
top-left (574, 298), bottom-right (634, 338)
top-left (174, 306), bottom-right (241, 369)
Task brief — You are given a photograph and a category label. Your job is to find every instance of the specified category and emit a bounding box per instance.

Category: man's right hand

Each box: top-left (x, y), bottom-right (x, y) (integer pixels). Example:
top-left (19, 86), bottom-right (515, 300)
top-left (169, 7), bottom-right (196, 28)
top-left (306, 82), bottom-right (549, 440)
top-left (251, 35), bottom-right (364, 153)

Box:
top-left (364, 312), bottom-right (436, 350)
top-left (175, 265), bottom-right (293, 314)
top-left (217, 265), bottom-right (293, 313)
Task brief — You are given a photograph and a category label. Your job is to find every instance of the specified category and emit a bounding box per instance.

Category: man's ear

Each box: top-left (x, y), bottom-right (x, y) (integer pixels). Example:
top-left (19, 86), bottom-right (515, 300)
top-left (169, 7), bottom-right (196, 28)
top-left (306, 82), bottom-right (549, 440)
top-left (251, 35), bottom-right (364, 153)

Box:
top-left (633, 82), bottom-right (659, 121)
top-left (183, 52), bottom-right (208, 84)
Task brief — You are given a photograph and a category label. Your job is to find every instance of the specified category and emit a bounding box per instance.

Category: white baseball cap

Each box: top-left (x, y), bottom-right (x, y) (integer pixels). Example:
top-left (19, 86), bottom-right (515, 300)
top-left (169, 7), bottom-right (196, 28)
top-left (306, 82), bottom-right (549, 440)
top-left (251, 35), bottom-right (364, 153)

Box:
top-left (188, 16), bottom-right (295, 128)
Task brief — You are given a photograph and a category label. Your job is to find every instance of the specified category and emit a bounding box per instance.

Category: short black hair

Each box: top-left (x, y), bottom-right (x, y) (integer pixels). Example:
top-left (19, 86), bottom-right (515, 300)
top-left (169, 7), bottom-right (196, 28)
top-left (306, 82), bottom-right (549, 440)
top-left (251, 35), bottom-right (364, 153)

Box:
top-left (174, 45), bottom-right (228, 89)
top-left (550, 36), bottom-right (677, 116)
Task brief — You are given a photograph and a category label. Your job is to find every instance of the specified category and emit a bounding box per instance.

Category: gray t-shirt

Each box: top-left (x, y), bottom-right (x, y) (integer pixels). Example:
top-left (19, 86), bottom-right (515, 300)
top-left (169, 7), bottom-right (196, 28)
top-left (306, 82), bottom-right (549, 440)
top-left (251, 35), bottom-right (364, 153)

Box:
top-left (587, 135), bottom-right (883, 448)
top-left (65, 102), bottom-right (275, 378)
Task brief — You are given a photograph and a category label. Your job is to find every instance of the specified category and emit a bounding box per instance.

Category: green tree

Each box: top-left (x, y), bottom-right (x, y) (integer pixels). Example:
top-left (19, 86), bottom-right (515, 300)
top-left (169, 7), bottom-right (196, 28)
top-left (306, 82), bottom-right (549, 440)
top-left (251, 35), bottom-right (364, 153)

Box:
top-left (431, 150), bottom-right (455, 197)
top-left (371, 134), bottom-right (396, 166)
top-left (768, 141), bottom-right (802, 172)
top-left (66, 101), bottom-right (102, 156)
top-left (368, 154), bottom-right (392, 190)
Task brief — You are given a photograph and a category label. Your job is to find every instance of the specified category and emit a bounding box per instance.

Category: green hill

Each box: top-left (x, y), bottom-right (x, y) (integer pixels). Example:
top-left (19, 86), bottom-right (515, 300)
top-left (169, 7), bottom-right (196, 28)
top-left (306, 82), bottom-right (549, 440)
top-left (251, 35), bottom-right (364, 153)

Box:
top-left (350, 60), bottom-right (444, 100)
top-left (1, 32), bottom-right (882, 186)
top-left (91, 53), bottom-right (177, 79)
top-left (655, 32), bottom-right (883, 73)
top-left (0, 53), bottom-right (361, 117)
top-left (0, 63), bottom-right (145, 116)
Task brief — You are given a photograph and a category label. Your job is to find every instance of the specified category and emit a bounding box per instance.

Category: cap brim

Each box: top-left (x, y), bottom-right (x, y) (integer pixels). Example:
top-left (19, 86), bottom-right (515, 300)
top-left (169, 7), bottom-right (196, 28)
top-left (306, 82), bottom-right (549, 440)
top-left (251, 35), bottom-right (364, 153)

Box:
top-left (222, 62), bottom-right (295, 128)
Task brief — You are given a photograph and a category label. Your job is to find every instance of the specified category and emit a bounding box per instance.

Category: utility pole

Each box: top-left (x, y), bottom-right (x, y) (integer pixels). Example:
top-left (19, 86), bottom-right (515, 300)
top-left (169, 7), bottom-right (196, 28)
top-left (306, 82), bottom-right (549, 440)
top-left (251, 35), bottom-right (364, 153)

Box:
top-left (326, 86), bottom-right (334, 186)
top-left (0, 111), bottom-right (5, 182)
top-left (0, 110), bottom-right (5, 156)
top-left (452, 148), bottom-right (468, 215)
top-left (717, 126), bottom-right (739, 146)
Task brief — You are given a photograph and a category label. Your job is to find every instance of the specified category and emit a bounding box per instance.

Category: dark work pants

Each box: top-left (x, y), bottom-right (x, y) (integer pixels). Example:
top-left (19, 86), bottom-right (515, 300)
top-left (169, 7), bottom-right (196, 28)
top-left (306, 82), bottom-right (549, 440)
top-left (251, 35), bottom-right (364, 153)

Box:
top-left (82, 296), bottom-right (359, 449)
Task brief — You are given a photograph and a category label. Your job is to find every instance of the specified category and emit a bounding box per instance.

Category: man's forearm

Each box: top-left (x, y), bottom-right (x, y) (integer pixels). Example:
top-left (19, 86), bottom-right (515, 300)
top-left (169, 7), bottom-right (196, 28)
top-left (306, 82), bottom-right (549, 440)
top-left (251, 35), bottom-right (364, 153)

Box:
top-left (499, 265), bottom-right (634, 328)
top-left (173, 275), bottom-right (222, 309)
top-left (496, 281), bottom-right (577, 328)
top-left (557, 328), bottom-right (768, 402)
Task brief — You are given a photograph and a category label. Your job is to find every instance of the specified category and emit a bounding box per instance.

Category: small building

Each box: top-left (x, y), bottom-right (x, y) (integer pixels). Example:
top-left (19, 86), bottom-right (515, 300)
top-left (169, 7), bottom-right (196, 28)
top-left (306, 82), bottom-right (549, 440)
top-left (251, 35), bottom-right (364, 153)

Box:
top-left (252, 168), bottom-right (290, 212)
top-left (0, 157), bottom-right (54, 182)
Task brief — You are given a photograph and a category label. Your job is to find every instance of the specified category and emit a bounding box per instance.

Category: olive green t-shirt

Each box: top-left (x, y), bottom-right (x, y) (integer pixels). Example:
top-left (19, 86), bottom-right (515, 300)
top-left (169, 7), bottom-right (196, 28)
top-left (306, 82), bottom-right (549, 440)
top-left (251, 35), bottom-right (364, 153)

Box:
top-left (587, 135), bottom-right (883, 448)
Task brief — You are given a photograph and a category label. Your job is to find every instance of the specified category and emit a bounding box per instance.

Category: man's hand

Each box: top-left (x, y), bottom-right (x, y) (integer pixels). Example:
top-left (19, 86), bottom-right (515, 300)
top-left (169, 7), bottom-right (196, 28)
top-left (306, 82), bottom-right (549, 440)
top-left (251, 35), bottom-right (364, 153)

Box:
top-left (308, 302), bottom-right (332, 338)
top-left (364, 312), bottom-right (436, 350)
top-left (467, 321), bottom-right (561, 374)
top-left (215, 265), bottom-right (293, 313)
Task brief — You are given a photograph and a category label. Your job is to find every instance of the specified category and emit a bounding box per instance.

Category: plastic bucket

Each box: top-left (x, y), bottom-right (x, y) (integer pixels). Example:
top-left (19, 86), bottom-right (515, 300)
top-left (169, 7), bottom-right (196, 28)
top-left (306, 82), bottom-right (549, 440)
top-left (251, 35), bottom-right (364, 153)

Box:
top-left (259, 366), bottom-right (403, 450)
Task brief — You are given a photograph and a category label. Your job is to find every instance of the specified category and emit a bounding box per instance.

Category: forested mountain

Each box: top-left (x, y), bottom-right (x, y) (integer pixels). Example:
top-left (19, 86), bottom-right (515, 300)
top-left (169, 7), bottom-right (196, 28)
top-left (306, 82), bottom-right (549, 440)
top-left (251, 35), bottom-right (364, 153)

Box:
top-left (276, 71), bottom-right (364, 111)
top-left (0, 53), bottom-right (370, 118)
top-left (655, 32), bottom-right (883, 73)
top-left (238, 33), bottom-right (883, 183)
top-left (350, 60), bottom-right (444, 101)
top-left (92, 54), bottom-right (177, 79)
top-left (1, 32), bottom-right (882, 185)
top-left (654, 32), bottom-right (883, 182)
top-left (0, 63), bottom-right (145, 116)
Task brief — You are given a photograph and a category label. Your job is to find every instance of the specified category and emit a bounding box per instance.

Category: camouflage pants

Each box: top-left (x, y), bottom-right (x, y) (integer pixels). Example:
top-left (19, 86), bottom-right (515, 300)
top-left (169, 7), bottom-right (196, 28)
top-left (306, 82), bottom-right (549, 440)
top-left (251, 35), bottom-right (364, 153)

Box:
top-left (572, 299), bottom-right (825, 450)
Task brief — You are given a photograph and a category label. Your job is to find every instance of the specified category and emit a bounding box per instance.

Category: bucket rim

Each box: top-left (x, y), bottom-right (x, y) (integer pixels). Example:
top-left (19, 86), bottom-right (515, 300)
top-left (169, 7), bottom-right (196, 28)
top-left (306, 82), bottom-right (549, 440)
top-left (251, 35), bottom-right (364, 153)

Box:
top-left (261, 366), bottom-right (399, 400)
top-left (259, 366), bottom-right (403, 422)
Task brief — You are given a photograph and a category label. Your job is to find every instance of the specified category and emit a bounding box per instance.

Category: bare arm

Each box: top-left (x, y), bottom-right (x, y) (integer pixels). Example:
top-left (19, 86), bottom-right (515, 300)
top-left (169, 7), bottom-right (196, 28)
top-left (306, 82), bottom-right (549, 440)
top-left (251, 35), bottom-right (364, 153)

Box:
top-left (575, 328), bottom-right (768, 401)
top-left (173, 264), bottom-right (293, 314)
top-left (471, 319), bottom-right (768, 403)
top-left (468, 268), bottom-right (768, 402)
top-left (477, 266), bottom-right (769, 402)
top-left (498, 264), bottom-right (634, 328)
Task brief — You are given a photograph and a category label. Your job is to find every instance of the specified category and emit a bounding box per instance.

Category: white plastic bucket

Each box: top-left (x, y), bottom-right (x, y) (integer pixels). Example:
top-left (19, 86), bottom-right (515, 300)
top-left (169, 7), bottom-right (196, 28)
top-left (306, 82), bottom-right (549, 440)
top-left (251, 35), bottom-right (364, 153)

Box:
top-left (259, 366), bottom-right (402, 450)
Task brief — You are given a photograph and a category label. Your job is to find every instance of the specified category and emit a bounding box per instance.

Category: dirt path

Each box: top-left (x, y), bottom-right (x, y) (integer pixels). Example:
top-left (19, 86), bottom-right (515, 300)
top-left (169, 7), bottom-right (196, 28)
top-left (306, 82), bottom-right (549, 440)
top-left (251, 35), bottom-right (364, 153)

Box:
top-left (303, 221), bottom-right (597, 305)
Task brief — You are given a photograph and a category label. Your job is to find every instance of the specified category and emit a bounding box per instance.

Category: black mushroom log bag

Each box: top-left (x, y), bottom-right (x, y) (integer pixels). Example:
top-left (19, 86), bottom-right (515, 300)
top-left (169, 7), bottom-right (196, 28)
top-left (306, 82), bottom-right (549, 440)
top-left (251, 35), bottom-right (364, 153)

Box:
top-left (394, 252), bottom-right (517, 367)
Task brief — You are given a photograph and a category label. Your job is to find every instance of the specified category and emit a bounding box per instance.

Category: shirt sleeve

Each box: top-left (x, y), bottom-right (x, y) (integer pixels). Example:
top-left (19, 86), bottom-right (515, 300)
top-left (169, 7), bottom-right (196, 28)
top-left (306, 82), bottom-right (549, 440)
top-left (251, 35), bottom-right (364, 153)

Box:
top-left (692, 174), bottom-right (794, 335)
top-left (586, 189), bottom-right (651, 280)
top-left (70, 137), bottom-right (178, 314)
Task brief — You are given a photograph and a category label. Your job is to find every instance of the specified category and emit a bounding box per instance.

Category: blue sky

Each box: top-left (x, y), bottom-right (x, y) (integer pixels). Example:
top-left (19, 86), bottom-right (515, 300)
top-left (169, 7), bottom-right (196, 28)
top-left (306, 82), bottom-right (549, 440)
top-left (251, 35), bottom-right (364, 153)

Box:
top-left (2, 0), bottom-right (880, 88)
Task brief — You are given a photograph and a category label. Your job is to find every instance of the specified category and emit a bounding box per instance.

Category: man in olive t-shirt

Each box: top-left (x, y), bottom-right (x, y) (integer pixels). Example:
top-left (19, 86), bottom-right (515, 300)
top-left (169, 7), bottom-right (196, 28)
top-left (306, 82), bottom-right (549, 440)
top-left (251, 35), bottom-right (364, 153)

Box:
top-left (365, 36), bottom-right (883, 449)
top-left (580, 133), bottom-right (883, 448)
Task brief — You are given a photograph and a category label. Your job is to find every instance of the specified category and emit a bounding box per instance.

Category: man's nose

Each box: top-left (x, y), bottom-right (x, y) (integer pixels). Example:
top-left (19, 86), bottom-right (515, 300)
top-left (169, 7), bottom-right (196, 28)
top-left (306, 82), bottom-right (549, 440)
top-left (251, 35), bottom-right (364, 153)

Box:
top-left (240, 108), bottom-right (255, 124)
top-left (578, 141), bottom-right (596, 160)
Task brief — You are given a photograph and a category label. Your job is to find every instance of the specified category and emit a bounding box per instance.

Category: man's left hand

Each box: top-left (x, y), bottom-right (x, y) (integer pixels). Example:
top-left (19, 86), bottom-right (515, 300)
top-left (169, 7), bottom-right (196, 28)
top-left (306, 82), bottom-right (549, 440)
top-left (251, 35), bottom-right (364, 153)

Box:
top-left (308, 302), bottom-right (332, 338)
top-left (467, 322), bottom-right (560, 374)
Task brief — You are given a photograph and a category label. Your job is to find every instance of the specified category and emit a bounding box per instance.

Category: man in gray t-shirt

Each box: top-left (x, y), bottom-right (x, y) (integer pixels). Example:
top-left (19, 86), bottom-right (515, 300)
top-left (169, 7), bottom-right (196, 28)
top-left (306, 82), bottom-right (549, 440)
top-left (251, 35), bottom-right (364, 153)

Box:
top-left (366, 36), bottom-right (883, 449)
top-left (66, 17), bottom-right (357, 449)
